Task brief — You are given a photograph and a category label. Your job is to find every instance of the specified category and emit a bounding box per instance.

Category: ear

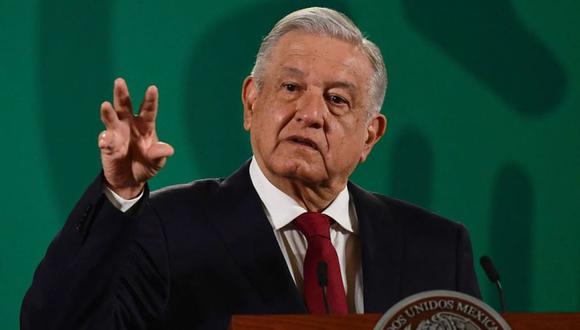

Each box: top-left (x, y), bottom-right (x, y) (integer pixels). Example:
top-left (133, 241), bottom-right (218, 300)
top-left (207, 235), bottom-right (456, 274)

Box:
top-left (359, 113), bottom-right (387, 163)
top-left (242, 76), bottom-right (257, 131)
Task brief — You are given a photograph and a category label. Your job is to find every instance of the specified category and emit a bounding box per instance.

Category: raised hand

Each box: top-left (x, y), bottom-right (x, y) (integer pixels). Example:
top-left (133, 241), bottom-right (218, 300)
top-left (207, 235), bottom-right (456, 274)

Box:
top-left (98, 78), bottom-right (174, 199)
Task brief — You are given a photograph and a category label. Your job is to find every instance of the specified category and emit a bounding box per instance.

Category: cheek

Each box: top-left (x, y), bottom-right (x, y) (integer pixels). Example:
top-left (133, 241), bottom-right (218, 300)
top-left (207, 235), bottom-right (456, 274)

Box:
top-left (257, 103), bottom-right (294, 133)
top-left (328, 121), bottom-right (365, 159)
top-left (252, 106), bottom-right (289, 146)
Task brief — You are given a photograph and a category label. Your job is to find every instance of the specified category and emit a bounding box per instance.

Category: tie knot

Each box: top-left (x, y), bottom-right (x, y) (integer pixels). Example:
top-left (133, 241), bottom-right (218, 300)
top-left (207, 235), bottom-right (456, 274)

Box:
top-left (294, 212), bottom-right (332, 240)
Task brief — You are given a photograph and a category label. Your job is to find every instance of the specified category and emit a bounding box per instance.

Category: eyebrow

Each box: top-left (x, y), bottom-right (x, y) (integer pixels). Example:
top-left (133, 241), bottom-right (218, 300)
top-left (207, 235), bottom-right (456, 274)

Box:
top-left (280, 66), bottom-right (305, 77)
top-left (327, 81), bottom-right (355, 92)
top-left (279, 66), bottom-right (357, 91)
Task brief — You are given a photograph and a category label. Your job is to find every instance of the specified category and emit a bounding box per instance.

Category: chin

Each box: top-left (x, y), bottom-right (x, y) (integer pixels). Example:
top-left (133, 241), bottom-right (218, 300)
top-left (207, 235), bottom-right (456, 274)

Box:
top-left (269, 156), bottom-right (328, 184)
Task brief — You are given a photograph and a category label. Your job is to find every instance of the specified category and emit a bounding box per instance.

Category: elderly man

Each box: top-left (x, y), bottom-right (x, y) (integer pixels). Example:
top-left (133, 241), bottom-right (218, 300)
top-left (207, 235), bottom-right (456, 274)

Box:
top-left (21, 7), bottom-right (480, 330)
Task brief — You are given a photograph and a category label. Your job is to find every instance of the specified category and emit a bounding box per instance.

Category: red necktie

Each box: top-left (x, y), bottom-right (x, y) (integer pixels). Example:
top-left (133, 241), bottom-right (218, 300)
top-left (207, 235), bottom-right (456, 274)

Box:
top-left (294, 212), bottom-right (348, 314)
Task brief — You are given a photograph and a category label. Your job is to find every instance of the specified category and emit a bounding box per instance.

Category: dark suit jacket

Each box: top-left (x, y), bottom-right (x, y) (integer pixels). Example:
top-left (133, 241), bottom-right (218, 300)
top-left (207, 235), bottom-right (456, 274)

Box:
top-left (21, 162), bottom-right (480, 329)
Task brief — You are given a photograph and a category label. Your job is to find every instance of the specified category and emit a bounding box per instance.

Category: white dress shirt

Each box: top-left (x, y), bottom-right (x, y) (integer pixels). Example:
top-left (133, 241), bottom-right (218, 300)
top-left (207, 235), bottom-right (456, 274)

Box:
top-left (105, 157), bottom-right (364, 313)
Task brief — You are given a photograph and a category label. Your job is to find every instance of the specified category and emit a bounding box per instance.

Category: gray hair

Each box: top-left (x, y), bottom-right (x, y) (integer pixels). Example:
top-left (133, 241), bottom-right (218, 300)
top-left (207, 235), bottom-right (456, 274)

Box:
top-left (251, 7), bottom-right (387, 115)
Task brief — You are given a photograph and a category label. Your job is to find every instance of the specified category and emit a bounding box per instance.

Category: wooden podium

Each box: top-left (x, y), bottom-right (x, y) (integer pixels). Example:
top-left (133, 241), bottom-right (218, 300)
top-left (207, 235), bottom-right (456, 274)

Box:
top-left (230, 313), bottom-right (580, 329)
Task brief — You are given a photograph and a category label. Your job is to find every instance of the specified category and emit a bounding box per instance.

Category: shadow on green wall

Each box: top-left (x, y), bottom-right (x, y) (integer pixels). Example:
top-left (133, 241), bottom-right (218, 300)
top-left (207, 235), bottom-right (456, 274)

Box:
top-left (182, 0), bottom-right (350, 177)
top-left (38, 0), bottom-right (113, 219)
top-left (402, 0), bottom-right (568, 115)
top-left (402, 0), bottom-right (568, 311)
top-left (490, 163), bottom-right (533, 311)
top-left (388, 126), bottom-right (434, 209)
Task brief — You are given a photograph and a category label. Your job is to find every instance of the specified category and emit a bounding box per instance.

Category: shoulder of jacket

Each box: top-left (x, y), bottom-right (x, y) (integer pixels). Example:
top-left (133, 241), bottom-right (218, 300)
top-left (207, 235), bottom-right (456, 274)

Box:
top-left (149, 177), bottom-right (225, 206)
top-left (356, 186), bottom-right (465, 233)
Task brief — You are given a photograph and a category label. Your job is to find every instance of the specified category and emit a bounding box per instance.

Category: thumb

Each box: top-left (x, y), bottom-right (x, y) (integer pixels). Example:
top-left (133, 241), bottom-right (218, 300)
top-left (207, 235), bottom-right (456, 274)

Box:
top-left (147, 141), bottom-right (174, 166)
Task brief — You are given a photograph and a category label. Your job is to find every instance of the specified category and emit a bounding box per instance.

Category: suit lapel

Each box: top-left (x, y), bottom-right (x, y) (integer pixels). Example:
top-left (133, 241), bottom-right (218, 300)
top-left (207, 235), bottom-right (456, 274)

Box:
top-left (207, 162), bottom-right (306, 314)
top-left (205, 162), bottom-right (404, 314)
top-left (349, 182), bottom-right (405, 313)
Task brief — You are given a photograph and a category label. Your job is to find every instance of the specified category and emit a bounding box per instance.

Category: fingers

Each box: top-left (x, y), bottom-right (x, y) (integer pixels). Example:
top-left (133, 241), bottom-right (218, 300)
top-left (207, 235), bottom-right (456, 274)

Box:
top-left (100, 101), bottom-right (119, 129)
top-left (113, 78), bottom-right (133, 119)
top-left (138, 85), bottom-right (158, 123)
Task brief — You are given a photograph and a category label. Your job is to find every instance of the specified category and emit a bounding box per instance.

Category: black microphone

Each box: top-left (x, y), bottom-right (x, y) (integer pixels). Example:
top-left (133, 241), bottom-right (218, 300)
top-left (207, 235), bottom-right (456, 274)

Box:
top-left (480, 255), bottom-right (506, 313)
top-left (317, 261), bottom-right (330, 314)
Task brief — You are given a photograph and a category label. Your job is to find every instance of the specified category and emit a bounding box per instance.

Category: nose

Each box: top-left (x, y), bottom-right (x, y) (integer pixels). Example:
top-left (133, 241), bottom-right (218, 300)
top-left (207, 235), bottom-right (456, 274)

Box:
top-left (294, 89), bottom-right (325, 129)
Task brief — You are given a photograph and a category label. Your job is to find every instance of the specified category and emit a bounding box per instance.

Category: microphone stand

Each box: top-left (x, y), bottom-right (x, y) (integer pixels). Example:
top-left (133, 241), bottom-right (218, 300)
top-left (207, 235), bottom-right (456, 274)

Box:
top-left (480, 255), bottom-right (506, 313)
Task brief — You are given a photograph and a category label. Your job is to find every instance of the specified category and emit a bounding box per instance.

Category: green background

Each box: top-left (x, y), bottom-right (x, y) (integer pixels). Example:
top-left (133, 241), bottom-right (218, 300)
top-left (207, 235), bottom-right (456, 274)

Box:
top-left (1, 0), bottom-right (579, 327)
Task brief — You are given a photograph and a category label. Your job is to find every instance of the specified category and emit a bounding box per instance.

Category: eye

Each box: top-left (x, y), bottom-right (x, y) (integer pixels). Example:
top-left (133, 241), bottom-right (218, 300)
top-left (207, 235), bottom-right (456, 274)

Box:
top-left (328, 94), bottom-right (349, 106)
top-left (283, 83), bottom-right (298, 92)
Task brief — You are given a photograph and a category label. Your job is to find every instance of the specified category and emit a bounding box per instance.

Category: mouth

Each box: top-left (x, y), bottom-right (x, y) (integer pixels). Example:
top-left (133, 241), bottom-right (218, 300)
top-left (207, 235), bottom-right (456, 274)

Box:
top-left (287, 136), bottom-right (319, 151)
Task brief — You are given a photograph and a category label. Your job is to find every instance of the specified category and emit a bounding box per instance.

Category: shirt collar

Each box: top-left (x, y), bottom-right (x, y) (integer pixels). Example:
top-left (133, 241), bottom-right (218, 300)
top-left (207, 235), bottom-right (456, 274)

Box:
top-left (249, 156), bottom-right (355, 233)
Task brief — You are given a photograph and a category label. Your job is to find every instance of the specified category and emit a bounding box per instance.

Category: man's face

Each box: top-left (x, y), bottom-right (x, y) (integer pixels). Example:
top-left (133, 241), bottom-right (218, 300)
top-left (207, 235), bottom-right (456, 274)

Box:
top-left (243, 31), bottom-right (386, 190)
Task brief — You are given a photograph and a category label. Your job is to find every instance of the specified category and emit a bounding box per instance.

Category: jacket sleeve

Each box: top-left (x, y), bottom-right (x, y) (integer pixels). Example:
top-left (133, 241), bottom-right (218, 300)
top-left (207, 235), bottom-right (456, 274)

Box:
top-left (20, 173), bottom-right (170, 330)
top-left (456, 224), bottom-right (482, 299)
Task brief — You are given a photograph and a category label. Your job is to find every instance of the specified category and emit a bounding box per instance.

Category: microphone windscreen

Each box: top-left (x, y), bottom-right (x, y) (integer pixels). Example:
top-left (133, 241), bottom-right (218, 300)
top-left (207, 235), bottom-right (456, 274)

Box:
top-left (480, 255), bottom-right (500, 282)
